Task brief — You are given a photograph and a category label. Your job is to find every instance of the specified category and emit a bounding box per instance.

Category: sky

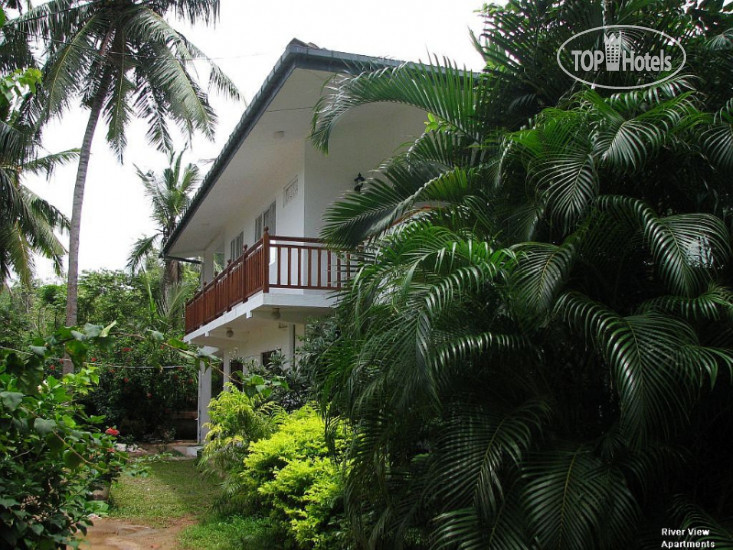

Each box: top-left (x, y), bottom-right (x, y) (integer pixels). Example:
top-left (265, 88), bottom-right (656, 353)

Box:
top-left (25, 0), bottom-right (487, 282)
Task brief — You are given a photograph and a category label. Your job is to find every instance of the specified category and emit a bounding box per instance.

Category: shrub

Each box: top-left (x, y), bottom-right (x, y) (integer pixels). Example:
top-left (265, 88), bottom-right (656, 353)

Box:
top-left (91, 361), bottom-right (197, 440)
top-left (202, 385), bottom-right (280, 473)
top-left (240, 406), bottom-right (349, 549)
top-left (0, 324), bottom-right (127, 549)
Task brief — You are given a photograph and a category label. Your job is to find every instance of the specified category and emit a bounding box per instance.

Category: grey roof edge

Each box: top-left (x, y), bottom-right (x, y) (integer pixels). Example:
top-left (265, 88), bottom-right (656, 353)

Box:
top-left (162, 40), bottom-right (406, 257)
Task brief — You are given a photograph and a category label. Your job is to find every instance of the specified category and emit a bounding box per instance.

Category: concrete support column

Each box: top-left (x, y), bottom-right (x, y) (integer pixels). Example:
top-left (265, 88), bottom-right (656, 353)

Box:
top-left (201, 250), bottom-right (215, 287)
top-left (197, 359), bottom-right (212, 444)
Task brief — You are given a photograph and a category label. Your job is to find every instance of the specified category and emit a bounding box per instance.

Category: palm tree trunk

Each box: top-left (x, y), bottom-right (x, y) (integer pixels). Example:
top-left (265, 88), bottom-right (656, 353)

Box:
top-left (163, 258), bottom-right (181, 292)
top-left (63, 68), bottom-right (112, 374)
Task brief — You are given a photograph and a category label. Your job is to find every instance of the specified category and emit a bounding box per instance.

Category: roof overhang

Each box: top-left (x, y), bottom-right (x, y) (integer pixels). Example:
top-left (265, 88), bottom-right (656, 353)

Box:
top-left (163, 40), bottom-right (404, 258)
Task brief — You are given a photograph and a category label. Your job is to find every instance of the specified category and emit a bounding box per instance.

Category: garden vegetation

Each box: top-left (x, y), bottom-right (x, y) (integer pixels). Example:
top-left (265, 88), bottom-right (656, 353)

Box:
top-left (306, 0), bottom-right (733, 548)
top-left (1, 0), bottom-right (733, 549)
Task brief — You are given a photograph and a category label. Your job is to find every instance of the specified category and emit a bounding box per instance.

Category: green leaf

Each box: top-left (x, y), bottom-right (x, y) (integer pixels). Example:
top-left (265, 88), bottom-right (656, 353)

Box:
top-left (83, 324), bottom-right (101, 338)
top-left (100, 321), bottom-right (117, 338)
top-left (0, 498), bottom-right (19, 508)
top-left (0, 392), bottom-right (23, 411)
top-left (63, 449), bottom-right (83, 469)
top-left (65, 340), bottom-right (86, 361)
top-left (34, 418), bottom-right (57, 435)
top-left (45, 433), bottom-right (64, 453)
top-left (61, 415), bottom-right (77, 428)
top-left (167, 338), bottom-right (187, 350)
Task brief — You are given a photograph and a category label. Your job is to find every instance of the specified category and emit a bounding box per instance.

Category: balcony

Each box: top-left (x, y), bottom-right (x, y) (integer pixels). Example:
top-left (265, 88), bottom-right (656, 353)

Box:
top-left (184, 232), bottom-right (351, 334)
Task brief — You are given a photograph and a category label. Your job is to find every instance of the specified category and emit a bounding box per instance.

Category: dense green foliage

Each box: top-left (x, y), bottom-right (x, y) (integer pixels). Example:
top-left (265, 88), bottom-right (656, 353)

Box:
top-left (0, 5), bottom-right (73, 285)
top-left (0, 324), bottom-right (126, 549)
top-left (201, 385), bottom-right (280, 491)
top-left (238, 406), bottom-right (348, 549)
top-left (1, 267), bottom-right (200, 438)
top-left (309, 1), bottom-right (733, 548)
top-left (201, 399), bottom-right (348, 550)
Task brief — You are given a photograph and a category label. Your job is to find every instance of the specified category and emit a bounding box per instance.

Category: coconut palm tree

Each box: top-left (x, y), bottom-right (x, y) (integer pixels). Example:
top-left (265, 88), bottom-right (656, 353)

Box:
top-left (0, 110), bottom-right (75, 286)
top-left (127, 148), bottom-right (199, 295)
top-left (0, 6), bottom-right (72, 286)
top-left (8, 0), bottom-right (239, 354)
top-left (309, 1), bottom-right (733, 547)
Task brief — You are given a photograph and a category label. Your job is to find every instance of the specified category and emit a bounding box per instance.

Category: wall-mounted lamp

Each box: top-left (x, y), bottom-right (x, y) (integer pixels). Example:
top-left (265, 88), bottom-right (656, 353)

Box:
top-left (226, 327), bottom-right (234, 338)
top-left (353, 173), bottom-right (365, 193)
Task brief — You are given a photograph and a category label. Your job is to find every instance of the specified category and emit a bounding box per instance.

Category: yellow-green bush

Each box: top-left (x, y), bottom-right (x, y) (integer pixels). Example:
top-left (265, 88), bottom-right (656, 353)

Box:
top-left (202, 384), bottom-right (280, 476)
top-left (240, 405), bottom-right (349, 549)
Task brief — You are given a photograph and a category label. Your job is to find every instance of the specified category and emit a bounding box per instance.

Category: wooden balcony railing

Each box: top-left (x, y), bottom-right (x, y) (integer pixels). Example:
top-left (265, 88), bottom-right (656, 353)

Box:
top-left (185, 231), bottom-right (352, 334)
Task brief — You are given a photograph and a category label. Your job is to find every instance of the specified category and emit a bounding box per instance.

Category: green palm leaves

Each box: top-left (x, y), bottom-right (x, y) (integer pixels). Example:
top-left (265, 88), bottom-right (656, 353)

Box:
top-left (127, 149), bottom-right (199, 296)
top-left (3, 0), bottom-right (238, 332)
top-left (309, 1), bottom-right (733, 547)
top-left (0, 117), bottom-right (75, 285)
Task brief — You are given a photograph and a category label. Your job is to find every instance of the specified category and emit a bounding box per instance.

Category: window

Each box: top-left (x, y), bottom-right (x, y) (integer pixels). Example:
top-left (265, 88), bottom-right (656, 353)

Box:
top-left (229, 231), bottom-right (243, 261)
top-left (255, 201), bottom-right (276, 240)
top-left (261, 349), bottom-right (280, 369)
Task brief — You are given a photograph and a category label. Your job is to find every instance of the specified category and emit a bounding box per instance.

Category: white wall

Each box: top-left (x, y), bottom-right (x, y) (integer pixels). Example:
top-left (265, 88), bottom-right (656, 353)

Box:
top-left (217, 321), bottom-right (305, 369)
top-left (222, 169), bottom-right (306, 263)
top-left (303, 103), bottom-right (427, 239)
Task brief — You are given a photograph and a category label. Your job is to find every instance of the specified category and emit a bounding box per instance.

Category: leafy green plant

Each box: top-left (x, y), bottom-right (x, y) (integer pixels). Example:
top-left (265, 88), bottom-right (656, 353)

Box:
top-left (0, 323), bottom-right (126, 549)
top-left (240, 406), bottom-right (349, 549)
top-left (199, 383), bottom-right (281, 515)
top-left (310, 1), bottom-right (733, 547)
top-left (238, 351), bottom-right (309, 411)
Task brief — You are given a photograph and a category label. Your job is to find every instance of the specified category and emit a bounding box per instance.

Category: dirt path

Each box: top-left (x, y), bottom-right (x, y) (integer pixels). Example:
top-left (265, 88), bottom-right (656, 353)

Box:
top-left (78, 516), bottom-right (195, 550)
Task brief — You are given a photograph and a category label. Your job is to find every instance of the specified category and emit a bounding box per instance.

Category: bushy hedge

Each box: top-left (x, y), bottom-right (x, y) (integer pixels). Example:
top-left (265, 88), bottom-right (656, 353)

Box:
top-left (201, 383), bottom-right (280, 494)
top-left (241, 406), bottom-right (348, 549)
top-left (201, 395), bottom-right (349, 550)
top-left (0, 325), bottom-right (126, 549)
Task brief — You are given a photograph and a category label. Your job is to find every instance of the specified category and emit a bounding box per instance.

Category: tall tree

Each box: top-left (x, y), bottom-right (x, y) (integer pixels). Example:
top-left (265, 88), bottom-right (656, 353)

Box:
top-left (0, 6), bottom-right (74, 286)
top-left (309, 1), bottom-right (733, 547)
top-left (0, 119), bottom-right (74, 286)
top-left (9, 0), bottom-right (238, 368)
top-left (127, 148), bottom-right (199, 295)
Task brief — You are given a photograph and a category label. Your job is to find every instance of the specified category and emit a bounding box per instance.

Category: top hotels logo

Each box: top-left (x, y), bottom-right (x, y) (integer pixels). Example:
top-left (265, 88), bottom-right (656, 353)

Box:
top-left (557, 25), bottom-right (686, 90)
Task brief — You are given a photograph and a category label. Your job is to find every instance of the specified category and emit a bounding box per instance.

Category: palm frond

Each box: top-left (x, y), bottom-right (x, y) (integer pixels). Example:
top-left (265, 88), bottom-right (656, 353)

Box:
top-left (522, 445), bottom-right (639, 550)
top-left (127, 234), bottom-right (157, 274)
top-left (556, 291), bottom-right (731, 443)
top-left (597, 196), bottom-right (730, 296)
top-left (509, 235), bottom-right (579, 324)
top-left (312, 59), bottom-right (481, 153)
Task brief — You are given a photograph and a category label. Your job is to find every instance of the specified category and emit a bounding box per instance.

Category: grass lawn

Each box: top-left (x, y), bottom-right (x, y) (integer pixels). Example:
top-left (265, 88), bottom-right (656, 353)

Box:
top-left (110, 458), bottom-right (218, 526)
top-left (178, 515), bottom-right (277, 550)
top-left (109, 457), bottom-right (276, 549)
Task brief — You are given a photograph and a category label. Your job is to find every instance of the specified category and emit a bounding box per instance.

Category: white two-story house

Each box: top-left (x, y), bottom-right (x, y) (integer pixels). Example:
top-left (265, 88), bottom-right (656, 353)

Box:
top-left (162, 39), bottom-right (426, 441)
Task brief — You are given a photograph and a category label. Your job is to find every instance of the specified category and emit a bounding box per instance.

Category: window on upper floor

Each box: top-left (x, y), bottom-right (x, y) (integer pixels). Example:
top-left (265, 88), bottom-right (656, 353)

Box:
top-left (229, 231), bottom-right (243, 261)
top-left (255, 201), bottom-right (276, 240)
